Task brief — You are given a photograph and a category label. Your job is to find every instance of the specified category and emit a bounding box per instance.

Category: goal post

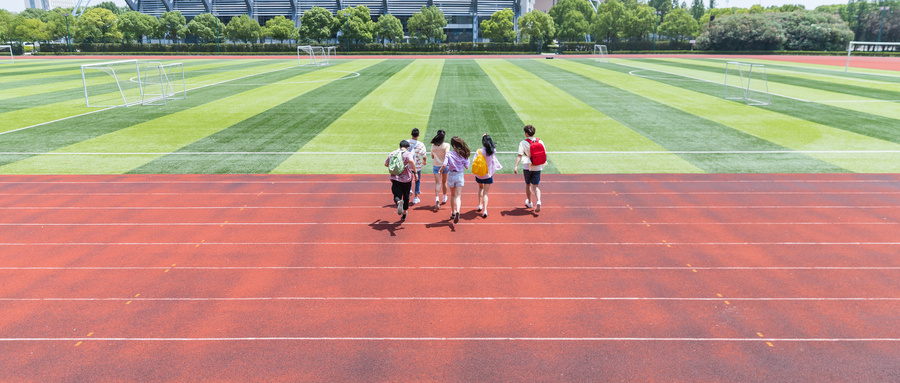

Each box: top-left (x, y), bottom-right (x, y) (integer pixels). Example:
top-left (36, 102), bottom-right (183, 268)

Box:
top-left (297, 45), bottom-right (328, 66)
top-left (81, 59), bottom-right (186, 108)
top-left (723, 61), bottom-right (770, 106)
top-left (0, 45), bottom-right (13, 64)
top-left (593, 44), bottom-right (608, 62)
top-left (846, 41), bottom-right (900, 72)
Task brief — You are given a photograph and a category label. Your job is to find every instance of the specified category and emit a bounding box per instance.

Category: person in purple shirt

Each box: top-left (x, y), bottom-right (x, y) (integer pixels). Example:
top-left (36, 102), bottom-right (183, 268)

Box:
top-left (384, 140), bottom-right (418, 220)
top-left (439, 136), bottom-right (471, 224)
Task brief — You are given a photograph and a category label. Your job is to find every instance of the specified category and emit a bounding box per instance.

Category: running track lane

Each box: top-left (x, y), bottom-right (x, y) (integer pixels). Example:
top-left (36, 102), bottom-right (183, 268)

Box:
top-left (0, 174), bottom-right (898, 381)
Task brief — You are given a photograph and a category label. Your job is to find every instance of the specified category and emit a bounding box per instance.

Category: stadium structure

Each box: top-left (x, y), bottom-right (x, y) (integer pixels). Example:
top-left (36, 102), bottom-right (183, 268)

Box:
top-left (124, 0), bottom-right (537, 42)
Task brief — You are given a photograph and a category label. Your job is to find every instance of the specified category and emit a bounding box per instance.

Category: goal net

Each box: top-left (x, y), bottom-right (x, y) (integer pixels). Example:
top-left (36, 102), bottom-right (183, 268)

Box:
top-left (81, 60), bottom-right (186, 107)
top-left (723, 61), bottom-right (770, 106)
top-left (0, 45), bottom-right (13, 64)
top-left (593, 44), bottom-right (608, 63)
top-left (298, 45), bottom-right (328, 66)
top-left (846, 41), bottom-right (900, 71)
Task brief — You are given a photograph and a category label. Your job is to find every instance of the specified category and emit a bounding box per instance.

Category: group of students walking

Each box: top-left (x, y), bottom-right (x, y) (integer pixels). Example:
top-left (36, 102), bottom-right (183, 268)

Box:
top-left (385, 125), bottom-right (546, 223)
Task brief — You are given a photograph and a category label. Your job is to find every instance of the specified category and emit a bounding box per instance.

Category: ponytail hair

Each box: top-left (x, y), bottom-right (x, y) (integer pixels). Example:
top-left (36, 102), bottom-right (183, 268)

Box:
top-left (430, 129), bottom-right (446, 146)
top-left (450, 136), bottom-right (470, 159)
top-left (482, 134), bottom-right (496, 156)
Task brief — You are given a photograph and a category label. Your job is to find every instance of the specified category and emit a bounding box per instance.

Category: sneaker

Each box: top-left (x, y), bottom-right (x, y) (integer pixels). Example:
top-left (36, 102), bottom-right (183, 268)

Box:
top-left (442, 195), bottom-right (448, 204)
top-left (525, 199), bottom-right (533, 209)
top-left (477, 205), bottom-right (483, 212)
top-left (401, 213), bottom-right (407, 220)
top-left (413, 197), bottom-right (420, 204)
top-left (535, 201), bottom-right (541, 213)
top-left (435, 198), bottom-right (441, 210)
top-left (482, 212), bottom-right (487, 219)
top-left (453, 212), bottom-right (459, 224)
top-left (397, 201), bottom-right (404, 216)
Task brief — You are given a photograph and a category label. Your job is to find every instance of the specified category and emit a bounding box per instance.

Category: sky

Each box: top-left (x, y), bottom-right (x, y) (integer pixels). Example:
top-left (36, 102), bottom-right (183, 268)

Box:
top-left (0, 0), bottom-right (849, 14)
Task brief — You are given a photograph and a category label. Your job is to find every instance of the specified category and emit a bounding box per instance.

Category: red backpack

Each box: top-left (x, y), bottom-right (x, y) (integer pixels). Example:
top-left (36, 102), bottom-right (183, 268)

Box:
top-left (529, 138), bottom-right (546, 166)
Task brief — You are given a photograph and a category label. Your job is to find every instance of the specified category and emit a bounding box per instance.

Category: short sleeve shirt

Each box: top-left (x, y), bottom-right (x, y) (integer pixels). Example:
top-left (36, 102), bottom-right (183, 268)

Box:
top-left (518, 137), bottom-right (546, 172)
top-left (385, 150), bottom-right (416, 183)
top-left (407, 139), bottom-right (427, 171)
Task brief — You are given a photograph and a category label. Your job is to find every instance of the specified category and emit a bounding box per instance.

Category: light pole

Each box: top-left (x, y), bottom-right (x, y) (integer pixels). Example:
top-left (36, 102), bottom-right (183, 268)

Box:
top-left (653, 10), bottom-right (661, 51)
top-left (344, 10), bottom-right (350, 53)
top-left (215, 17), bottom-right (220, 53)
top-left (64, 13), bottom-right (71, 53)
top-left (878, 6), bottom-right (889, 42)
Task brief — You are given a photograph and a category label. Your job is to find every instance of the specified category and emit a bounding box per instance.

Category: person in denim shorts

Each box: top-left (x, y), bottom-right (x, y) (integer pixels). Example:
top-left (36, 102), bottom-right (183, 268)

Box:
top-left (439, 136), bottom-right (471, 224)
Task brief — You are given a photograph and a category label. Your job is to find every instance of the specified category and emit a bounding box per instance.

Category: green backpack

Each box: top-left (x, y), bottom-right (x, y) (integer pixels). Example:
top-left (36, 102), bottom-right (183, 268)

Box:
top-left (388, 150), bottom-right (404, 176)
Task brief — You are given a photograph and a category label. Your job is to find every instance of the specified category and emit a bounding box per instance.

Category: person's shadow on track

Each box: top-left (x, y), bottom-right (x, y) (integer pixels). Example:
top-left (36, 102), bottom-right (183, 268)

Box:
top-left (369, 219), bottom-right (405, 236)
top-left (500, 207), bottom-right (538, 218)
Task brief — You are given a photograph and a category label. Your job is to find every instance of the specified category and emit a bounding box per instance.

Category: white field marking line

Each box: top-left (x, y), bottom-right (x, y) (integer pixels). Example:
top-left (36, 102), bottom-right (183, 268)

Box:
top-left (0, 63), bottom-right (299, 137)
top-left (1, 206), bottom-right (898, 210)
top-left (618, 62), bottom-right (812, 103)
top-left (5, 150), bottom-right (900, 155)
top-left (818, 100), bottom-right (900, 103)
top-left (0, 297), bottom-right (898, 302)
top-left (1, 222), bottom-right (896, 227)
top-left (1, 242), bottom-right (898, 246)
top-left (5, 266), bottom-right (900, 272)
top-left (0, 179), bottom-right (897, 185)
top-left (1, 337), bottom-right (899, 342)
top-left (2, 191), bottom-right (897, 196)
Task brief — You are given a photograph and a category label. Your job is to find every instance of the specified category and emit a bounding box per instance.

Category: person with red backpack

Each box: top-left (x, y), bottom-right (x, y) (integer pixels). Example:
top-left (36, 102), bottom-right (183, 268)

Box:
top-left (513, 125), bottom-right (546, 213)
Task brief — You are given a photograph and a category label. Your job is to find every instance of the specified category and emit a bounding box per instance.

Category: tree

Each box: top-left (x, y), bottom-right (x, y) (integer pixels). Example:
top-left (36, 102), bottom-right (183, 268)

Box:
top-left (158, 11), bottom-right (186, 43)
top-left (335, 5), bottom-right (375, 43)
top-left (299, 7), bottom-right (334, 43)
top-left (42, 9), bottom-right (70, 42)
top-left (263, 15), bottom-right (298, 43)
top-left (407, 5), bottom-right (447, 43)
top-left (748, 5), bottom-right (765, 14)
top-left (19, 8), bottom-right (47, 20)
top-left (119, 11), bottom-right (158, 43)
top-left (518, 10), bottom-right (556, 45)
top-left (690, 0), bottom-right (705, 20)
top-left (226, 14), bottom-right (261, 43)
top-left (648, 0), bottom-right (674, 17)
top-left (548, 0), bottom-right (593, 40)
top-left (658, 7), bottom-right (699, 41)
top-left (94, 1), bottom-right (123, 15)
top-left (74, 7), bottom-right (121, 42)
top-left (374, 14), bottom-right (404, 44)
top-left (623, 4), bottom-right (657, 40)
top-left (186, 13), bottom-right (224, 43)
top-left (13, 17), bottom-right (49, 43)
top-left (0, 10), bottom-right (13, 42)
top-left (593, 0), bottom-right (628, 43)
top-left (708, 0), bottom-right (716, 10)
top-left (480, 8), bottom-right (516, 42)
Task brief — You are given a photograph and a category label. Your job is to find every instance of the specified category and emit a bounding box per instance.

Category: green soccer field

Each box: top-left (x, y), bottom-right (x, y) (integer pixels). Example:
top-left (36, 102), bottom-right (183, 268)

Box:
top-left (1, 56), bottom-right (899, 174)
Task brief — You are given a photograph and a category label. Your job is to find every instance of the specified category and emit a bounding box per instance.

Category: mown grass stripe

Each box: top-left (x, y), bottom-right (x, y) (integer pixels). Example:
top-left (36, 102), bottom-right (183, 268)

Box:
top-left (272, 59), bottom-right (441, 174)
top-left (0, 59), bottom-right (101, 77)
top-left (425, 59), bottom-right (532, 173)
top-left (131, 60), bottom-right (406, 174)
top-left (477, 59), bottom-right (702, 174)
top-left (0, 59), bottom-right (280, 109)
top-left (0, 60), bottom-right (297, 133)
top-left (622, 58), bottom-right (900, 121)
top-left (693, 57), bottom-right (900, 85)
top-left (0, 59), bottom-right (264, 93)
top-left (0, 62), bottom-right (360, 174)
top-left (567, 59), bottom-right (900, 173)
top-left (523, 59), bottom-right (844, 173)
top-left (654, 58), bottom-right (900, 102)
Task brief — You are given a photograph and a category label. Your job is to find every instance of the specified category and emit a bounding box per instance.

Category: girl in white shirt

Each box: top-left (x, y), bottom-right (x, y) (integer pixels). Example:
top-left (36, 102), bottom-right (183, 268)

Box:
top-left (430, 130), bottom-right (451, 210)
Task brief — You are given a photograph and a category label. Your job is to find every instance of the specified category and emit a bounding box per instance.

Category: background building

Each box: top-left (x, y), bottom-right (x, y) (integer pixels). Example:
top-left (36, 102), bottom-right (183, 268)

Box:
top-left (124, 0), bottom-right (534, 42)
top-left (23, 0), bottom-right (76, 11)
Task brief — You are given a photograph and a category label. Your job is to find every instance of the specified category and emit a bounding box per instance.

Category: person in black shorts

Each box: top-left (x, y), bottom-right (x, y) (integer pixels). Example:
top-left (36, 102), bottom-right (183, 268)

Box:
top-left (513, 125), bottom-right (545, 213)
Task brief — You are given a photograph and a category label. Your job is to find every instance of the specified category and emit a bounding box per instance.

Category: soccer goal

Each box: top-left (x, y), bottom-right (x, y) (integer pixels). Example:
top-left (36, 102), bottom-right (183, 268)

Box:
top-left (593, 44), bottom-right (608, 63)
top-left (723, 61), bottom-right (770, 106)
top-left (325, 46), bottom-right (337, 63)
top-left (81, 60), bottom-right (186, 107)
top-left (298, 45), bottom-right (328, 66)
top-left (846, 41), bottom-right (900, 72)
top-left (0, 45), bottom-right (13, 64)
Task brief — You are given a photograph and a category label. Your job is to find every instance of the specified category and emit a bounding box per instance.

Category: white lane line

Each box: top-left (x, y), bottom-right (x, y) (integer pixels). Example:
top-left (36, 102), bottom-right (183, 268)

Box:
top-left (1, 191), bottom-right (897, 196)
top-left (0, 179), bottom-right (896, 185)
top-left (0, 206), bottom-right (897, 210)
top-left (1, 297), bottom-right (897, 302)
top-left (1, 242), bottom-right (898, 246)
top-left (2, 266), bottom-right (897, 271)
top-left (0, 222), bottom-right (895, 227)
top-left (1, 337), bottom-right (898, 342)
top-left (2, 150), bottom-right (900, 155)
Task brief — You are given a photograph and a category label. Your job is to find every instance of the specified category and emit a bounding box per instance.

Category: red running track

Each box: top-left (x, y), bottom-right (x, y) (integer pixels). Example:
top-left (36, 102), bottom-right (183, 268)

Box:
top-left (0, 174), bottom-right (898, 381)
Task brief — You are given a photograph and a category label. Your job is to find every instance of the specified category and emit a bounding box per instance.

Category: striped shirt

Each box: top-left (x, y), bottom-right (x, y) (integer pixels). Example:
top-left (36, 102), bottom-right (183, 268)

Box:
top-left (407, 139), bottom-right (427, 171)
